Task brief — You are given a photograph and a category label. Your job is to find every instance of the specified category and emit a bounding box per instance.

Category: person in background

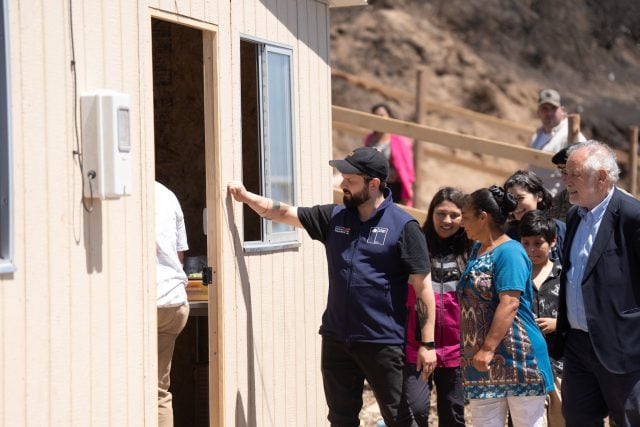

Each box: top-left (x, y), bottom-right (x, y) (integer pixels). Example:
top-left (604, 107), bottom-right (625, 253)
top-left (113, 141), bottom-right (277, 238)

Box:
top-left (228, 147), bottom-right (437, 427)
top-left (458, 186), bottom-right (554, 427)
top-left (155, 181), bottom-right (190, 427)
top-left (529, 89), bottom-right (586, 196)
top-left (519, 211), bottom-right (565, 427)
top-left (401, 187), bottom-right (469, 426)
top-left (555, 140), bottom-right (640, 426)
top-left (503, 170), bottom-right (566, 261)
top-left (365, 103), bottom-right (416, 206)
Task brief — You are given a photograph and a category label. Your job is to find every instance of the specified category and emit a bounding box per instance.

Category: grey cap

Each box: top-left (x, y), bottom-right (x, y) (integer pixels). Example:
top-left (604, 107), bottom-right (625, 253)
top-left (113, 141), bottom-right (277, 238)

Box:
top-left (538, 89), bottom-right (561, 107)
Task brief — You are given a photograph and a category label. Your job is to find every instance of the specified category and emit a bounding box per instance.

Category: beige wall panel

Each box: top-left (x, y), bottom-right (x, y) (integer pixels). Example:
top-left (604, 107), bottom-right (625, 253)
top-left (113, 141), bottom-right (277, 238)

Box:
top-left (1, 1), bottom-right (26, 425)
top-left (257, 20), bottom-right (274, 427)
top-left (68, 2), bottom-right (100, 420)
top-left (215, 2), bottom-right (246, 427)
top-left (285, 0), bottom-right (298, 45)
top-left (170, 0), bottom-right (193, 18)
top-left (121, 3), bottom-right (148, 425)
top-left (2, 0), bottom-right (154, 425)
top-left (308, 2), bottom-right (333, 424)
top-left (221, 1), bottom-right (332, 426)
top-left (155, 0), bottom-right (175, 15)
top-left (264, 0), bottom-right (277, 37)
top-left (189, 0), bottom-right (201, 17)
top-left (241, 0), bottom-right (256, 36)
top-left (253, 0), bottom-right (269, 39)
top-left (102, 3), bottom-right (128, 426)
top-left (79, 2), bottom-right (105, 88)
top-left (83, 3), bottom-right (121, 423)
top-left (43, 0), bottom-right (75, 424)
top-left (3, 0), bottom-right (333, 425)
top-left (261, 254), bottom-right (275, 426)
top-left (297, 3), bottom-right (314, 425)
top-left (204, 0), bottom-right (218, 25)
top-left (135, 6), bottom-right (158, 427)
top-left (20, 0), bottom-right (52, 424)
top-left (283, 3), bottom-right (302, 410)
top-left (148, 0), bottom-right (217, 23)
top-left (278, 2), bottom-right (300, 422)
top-left (293, 1), bottom-right (314, 423)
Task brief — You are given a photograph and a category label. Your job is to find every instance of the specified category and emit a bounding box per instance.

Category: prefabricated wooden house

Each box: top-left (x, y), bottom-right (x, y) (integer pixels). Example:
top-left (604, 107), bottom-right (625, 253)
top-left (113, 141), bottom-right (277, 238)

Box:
top-left (0, 0), bottom-right (366, 425)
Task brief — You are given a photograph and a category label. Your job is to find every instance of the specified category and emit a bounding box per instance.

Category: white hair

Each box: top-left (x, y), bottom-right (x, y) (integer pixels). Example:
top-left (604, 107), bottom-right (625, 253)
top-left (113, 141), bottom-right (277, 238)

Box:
top-left (567, 140), bottom-right (620, 183)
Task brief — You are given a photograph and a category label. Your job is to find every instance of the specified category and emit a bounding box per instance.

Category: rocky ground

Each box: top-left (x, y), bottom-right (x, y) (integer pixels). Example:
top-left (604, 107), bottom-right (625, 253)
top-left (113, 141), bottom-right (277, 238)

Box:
top-left (358, 382), bottom-right (472, 426)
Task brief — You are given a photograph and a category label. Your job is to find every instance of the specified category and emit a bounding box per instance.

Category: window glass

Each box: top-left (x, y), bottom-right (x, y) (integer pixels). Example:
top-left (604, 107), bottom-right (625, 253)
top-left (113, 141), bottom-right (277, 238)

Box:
top-left (264, 47), bottom-right (295, 237)
top-left (240, 39), bottom-right (298, 250)
top-left (0, 0), bottom-right (14, 273)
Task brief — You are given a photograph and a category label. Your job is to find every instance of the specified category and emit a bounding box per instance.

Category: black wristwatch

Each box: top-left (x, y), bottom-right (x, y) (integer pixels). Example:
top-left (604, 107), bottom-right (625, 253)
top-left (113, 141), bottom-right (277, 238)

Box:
top-left (420, 341), bottom-right (435, 350)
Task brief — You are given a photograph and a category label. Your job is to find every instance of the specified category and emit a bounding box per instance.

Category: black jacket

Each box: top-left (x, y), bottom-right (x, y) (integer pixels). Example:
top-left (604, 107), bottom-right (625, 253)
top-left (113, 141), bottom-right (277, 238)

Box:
top-left (555, 188), bottom-right (640, 374)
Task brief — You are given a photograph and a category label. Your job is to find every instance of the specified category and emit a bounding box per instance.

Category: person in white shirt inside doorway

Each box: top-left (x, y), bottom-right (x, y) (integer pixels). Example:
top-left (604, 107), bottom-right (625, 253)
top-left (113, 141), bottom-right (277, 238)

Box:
top-left (155, 181), bottom-right (190, 427)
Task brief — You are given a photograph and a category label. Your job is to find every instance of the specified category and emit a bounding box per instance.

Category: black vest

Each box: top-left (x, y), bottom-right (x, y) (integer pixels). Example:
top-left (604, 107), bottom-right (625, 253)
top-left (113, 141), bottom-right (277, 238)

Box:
top-left (320, 194), bottom-right (415, 344)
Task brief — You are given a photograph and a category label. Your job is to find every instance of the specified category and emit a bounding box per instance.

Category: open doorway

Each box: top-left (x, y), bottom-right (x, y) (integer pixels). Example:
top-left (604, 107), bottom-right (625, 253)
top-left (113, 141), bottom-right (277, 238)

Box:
top-left (151, 16), bottom-right (216, 427)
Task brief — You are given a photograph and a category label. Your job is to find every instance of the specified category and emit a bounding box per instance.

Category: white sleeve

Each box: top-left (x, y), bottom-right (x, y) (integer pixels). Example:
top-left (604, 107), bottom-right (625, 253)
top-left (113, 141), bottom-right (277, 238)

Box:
top-left (175, 201), bottom-right (189, 252)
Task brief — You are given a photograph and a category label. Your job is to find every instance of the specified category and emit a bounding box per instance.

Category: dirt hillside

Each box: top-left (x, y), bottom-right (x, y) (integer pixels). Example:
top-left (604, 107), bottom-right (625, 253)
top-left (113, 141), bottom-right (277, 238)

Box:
top-left (330, 0), bottom-right (640, 209)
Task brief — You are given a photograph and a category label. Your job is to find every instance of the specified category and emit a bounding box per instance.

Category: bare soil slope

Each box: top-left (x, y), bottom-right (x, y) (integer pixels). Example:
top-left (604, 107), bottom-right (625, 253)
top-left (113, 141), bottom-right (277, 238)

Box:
top-left (330, 0), bottom-right (640, 208)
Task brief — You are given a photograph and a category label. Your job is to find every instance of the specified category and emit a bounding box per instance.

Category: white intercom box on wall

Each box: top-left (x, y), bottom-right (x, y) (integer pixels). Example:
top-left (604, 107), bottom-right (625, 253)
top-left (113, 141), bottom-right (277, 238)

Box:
top-left (80, 90), bottom-right (132, 199)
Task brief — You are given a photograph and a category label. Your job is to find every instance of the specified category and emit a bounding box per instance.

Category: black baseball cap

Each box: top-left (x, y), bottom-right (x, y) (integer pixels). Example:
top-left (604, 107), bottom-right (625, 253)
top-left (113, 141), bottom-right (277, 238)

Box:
top-left (329, 147), bottom-right (389, 181)
top-left (552, 147), bottom-right (569, 165)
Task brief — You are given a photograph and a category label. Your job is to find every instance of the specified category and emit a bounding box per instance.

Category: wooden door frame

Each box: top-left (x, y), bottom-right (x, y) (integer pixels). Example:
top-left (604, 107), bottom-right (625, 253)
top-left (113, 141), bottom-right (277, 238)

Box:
top-left (149, 9), bottom-right (223, 426)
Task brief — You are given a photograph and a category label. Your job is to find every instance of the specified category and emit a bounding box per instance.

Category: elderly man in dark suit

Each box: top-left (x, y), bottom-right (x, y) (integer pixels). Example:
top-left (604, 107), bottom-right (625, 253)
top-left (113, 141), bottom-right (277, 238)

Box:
top-left (555, 140), bottom-right (640, 426)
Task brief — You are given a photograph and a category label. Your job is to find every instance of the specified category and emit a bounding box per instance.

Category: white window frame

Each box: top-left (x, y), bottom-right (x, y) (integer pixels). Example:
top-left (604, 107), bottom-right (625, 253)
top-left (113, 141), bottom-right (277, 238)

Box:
top-left (241, 37), bottom-right (299, 252)
top-left (0, 0), bottom-right (14, 274)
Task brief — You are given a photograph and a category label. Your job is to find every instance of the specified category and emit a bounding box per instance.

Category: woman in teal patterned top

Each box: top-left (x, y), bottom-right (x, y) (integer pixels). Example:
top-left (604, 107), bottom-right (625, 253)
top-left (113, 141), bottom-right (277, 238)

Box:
top-left (458, 186), bottom-right (554, 427)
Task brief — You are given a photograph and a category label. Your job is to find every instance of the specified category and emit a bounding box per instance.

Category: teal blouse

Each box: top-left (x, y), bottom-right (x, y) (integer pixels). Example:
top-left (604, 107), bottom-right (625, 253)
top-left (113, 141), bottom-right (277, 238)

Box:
top-left (458, 240), bottom-right (554, 399)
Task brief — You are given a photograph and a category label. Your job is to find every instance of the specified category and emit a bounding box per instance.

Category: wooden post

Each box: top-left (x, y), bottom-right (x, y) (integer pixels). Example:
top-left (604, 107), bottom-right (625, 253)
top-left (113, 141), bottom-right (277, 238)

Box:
top-left (567, 114), bottom-right (581, 144)
top-left (414, 68), bottom-right (427, 125)
top-left (630, 126), bottom-right (639, 197)
top-left (413, 68), bottom-right (427, 208)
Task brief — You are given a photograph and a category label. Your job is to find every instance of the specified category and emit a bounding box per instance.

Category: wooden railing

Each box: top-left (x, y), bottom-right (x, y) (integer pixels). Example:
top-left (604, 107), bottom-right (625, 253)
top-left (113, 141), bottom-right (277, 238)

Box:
top-left (334, 120), bottom-right (522, 178)
top-left (331, 69), bottom-right (640, 195)
top-left (332, 106), bottom-right (553, 168)
top-left (332, 68), bottom-right (533, 136)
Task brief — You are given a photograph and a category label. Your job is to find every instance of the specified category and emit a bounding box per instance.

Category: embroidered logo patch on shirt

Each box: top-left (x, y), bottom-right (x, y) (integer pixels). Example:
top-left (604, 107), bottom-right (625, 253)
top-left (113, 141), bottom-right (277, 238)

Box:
top-left (367, 227), bottom-right (389, 245)
top-left (334, 225), bottom-right (351, 235)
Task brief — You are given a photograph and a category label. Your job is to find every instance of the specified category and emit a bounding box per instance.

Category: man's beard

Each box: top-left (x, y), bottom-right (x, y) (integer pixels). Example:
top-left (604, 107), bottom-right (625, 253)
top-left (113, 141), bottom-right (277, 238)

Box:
top-left (343, 185), bottom-right (370, 208)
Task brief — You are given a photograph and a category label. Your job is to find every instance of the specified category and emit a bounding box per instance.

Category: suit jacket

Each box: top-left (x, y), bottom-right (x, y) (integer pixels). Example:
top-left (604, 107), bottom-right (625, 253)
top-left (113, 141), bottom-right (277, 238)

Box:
top-left (555, 188), bottom-right (640, 374)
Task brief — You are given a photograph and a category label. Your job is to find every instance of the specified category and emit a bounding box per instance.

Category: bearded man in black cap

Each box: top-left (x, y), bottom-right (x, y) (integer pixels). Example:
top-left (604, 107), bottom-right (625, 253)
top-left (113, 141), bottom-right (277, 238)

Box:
top-left (228, 147), bottom-right (436, 427)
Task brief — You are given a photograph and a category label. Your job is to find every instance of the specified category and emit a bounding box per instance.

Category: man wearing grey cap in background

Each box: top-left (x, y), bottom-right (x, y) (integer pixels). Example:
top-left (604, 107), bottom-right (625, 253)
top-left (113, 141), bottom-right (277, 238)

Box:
top-left (530, 89), bottom-right (586, 196)
top-left (228, 147), bottom-right (436, 426)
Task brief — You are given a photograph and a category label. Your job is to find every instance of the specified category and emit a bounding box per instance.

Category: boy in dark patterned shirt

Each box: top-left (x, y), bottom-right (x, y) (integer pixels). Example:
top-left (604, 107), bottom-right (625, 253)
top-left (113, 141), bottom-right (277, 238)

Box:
top-left (520, 210), bottom-right (564, 427)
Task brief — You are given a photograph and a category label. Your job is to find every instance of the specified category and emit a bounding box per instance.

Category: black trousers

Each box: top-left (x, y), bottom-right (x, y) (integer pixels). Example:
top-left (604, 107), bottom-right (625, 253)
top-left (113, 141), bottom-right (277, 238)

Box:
top-left (321, 336), bottom-right (417, 427)
top-left (562, 329), bottom-right (640, 427)
top-left (403, 364), bottom-right (465, 427)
